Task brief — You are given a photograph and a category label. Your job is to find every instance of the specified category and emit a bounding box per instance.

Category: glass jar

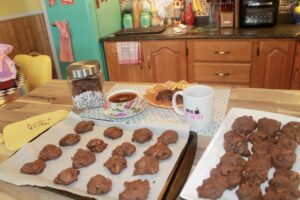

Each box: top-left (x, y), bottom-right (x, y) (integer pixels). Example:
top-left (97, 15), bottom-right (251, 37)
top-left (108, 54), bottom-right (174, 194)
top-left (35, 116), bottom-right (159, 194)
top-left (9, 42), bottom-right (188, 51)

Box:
top-left (67, 60), bottom-right (105, 110)
top-left (140, 12), bottom-right (151, 28)
top-left (123, 13), bottom-right (133, 28)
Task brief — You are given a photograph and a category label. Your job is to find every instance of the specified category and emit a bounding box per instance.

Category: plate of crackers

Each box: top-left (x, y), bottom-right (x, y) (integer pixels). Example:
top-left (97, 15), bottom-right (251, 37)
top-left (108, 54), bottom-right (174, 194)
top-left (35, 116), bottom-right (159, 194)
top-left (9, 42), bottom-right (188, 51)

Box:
top-left (144, 80), bottom-right (190, 109)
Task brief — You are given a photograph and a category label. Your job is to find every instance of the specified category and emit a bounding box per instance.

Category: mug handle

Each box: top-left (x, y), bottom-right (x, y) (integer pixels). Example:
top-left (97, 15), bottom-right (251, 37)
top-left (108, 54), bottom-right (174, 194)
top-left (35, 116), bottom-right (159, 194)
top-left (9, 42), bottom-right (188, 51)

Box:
top-left (172, 91), bottom-right (184, 115)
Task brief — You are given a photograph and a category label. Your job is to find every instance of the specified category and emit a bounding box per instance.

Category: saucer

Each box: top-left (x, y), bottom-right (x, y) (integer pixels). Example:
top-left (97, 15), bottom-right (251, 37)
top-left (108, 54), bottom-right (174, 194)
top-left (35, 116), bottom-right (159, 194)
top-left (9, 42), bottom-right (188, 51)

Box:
top-left (102, 98), bottom-right (147, 118)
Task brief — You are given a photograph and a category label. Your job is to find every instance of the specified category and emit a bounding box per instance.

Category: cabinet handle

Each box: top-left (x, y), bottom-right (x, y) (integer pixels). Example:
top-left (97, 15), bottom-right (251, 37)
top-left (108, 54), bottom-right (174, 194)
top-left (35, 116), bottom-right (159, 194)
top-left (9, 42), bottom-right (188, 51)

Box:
top-left (147, 55), bottom-right (151, 69)
top-left (215, 72), bottom-right (230, 77)
top-left (214, 51), bottom-right (230, 55)
top-left (293, 68), bottom-right (299, 81)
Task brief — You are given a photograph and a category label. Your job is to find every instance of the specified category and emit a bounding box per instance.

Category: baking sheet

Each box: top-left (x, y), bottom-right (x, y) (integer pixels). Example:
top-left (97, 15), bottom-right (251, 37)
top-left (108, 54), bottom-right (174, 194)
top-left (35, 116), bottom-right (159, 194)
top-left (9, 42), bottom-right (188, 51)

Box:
top-left (180, 108), bottom-right (300, 200)
top-left (0, 112), bottom-right (190, 200)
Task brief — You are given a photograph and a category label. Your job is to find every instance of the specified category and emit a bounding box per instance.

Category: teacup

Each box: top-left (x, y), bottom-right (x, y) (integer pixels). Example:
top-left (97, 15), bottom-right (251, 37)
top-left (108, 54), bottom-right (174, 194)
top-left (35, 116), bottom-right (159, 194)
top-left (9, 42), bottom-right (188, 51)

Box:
top-left (172, 85), bottom-right (214, 130)
top-left (106, 89), bottom-right (139, 115)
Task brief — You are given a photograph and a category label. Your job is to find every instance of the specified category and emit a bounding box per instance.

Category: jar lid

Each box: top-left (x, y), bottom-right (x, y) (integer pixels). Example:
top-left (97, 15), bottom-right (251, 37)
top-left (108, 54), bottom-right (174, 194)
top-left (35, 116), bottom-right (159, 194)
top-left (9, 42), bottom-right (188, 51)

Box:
top-left (67, 60), bottom-right (100, 79)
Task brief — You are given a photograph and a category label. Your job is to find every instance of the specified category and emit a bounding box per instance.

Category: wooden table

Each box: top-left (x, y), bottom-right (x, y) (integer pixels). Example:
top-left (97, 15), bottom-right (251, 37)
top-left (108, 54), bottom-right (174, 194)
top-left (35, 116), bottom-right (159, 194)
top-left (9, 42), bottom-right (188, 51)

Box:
top-left (0, 80), bottom-right (300, 199)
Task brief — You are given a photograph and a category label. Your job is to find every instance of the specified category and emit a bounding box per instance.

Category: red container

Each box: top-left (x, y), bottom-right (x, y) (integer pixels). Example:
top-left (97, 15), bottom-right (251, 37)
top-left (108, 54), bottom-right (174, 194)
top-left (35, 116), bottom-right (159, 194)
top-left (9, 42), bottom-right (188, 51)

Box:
top-left (184, 2), bottom-right (195, 25)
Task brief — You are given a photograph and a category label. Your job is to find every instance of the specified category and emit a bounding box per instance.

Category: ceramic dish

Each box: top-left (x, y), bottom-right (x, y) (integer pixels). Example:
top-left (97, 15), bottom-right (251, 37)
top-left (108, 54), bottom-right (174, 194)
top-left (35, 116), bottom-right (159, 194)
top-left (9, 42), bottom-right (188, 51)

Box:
top-left (102, 98), bottom-right (147, 118)
top-left (180, 108), bottom-right (300, 200)
top-left (144, 80), bottom-right (190, 109)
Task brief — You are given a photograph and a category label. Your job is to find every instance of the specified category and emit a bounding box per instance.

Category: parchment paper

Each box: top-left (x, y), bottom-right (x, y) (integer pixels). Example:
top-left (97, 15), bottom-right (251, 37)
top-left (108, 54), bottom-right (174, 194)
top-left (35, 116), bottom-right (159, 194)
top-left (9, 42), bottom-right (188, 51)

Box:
top-left (180, 108), bottom-right (300, 200)
top-left (0, 112), bottom-right (190, 200)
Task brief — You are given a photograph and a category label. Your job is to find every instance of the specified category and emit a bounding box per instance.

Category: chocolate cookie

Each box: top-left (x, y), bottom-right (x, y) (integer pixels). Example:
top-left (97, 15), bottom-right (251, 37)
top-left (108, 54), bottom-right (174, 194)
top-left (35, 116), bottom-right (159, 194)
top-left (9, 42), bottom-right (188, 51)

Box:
top-left (276, 135), bottom-right (297, 152)
top-left (53, 167), bottom-right (80, 185)
top-left (74, 120), bottom-right (94, 134)
top-left (231, 115), bottom-right (257, 136)
top-left (281, 121), bottom-right (300, 144)
top-left (20, 159), bottom-right (46, 174)
top-left (38, 144), bottom-right (62, 161)
top-left (119, 179), bottom-right (150, 200)
top-left (236, 182), bottom-right (262, 200)
top-left (59, 133), bottom-right (80, 146)
top-left (103, 126), bottom-right (123, 139)
top-left (132, 128), bottom-right (153, 144)
top-left (112, 142), bottom-right (136, 157)
top-left (72, 148), bottom-right (96, 169)
top-left (104, 155), bottom-right (127, 174)
top-left (87, 174), bottom-right (112, 195)
top-left (144, 142), bottom-right (172, 160)
top-left (134, 156), bottom-right (159, 175)
top-left (197, 175), bottom-right (228, 199)
top-left (257, 117), bottom-right (281, 137)
top-left (271, 149), bottom-right (296, 170)
top-left (157, 130), bottom-right (178, 145)
top-left (86, 138), bottom-right (107, 153)
top-left (223, 130), bottom-right (250, 157)
top-left (251, 139), bottom-right (275, 155)
top-left (248, 130), bottom-right (270, 144)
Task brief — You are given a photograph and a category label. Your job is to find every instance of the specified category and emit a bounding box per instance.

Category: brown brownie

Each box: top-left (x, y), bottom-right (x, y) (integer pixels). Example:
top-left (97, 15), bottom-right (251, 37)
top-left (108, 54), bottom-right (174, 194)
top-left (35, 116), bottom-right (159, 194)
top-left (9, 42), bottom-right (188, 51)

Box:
top-left (134, 156), bottom-right (159, 175)
top-left (144, 142), bottom-right (172, 160)
top-left (103, 126), bottom-right (123, 139)
top-left (86, 138), bottom-right (107, 153)
top-left (231, 115), bottom-right (257, 136)
top-left (119, 179), bottom-right (150, 200)
top-left (104, 155), bottom-right (127, 174)
top-left (236, 182), bottom-right (262, 200)
top-left (74, 120), bottom-right (94, 134)
top-left (72, 148), bottom-right (96, 169)
top-left (38, 144), bottom-right (62, 161)
top-left (132, 128), bottom-right (153, 144)
top-left (157, 130), bottom-right (178, 145)
top-left (20, 159), bottom-right (46, 174)
top-left (53, 167), bottom-right (80, 185)
top-left (87, 174), bottom-right (112, 195)
top-left (257, 118), bottom-right (281, 137)
top-left (112, 142), bottom-right (136, 157)
top-left (59, 133), bottom-right (80, 146)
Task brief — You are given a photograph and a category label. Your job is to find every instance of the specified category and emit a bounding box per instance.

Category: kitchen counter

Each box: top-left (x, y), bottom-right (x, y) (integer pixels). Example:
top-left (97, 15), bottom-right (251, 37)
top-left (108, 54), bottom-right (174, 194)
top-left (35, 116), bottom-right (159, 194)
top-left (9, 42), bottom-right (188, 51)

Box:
top-left (0, 80), bottom-right (300, 199)
top-left (101, 24), bottom-right (300, 41)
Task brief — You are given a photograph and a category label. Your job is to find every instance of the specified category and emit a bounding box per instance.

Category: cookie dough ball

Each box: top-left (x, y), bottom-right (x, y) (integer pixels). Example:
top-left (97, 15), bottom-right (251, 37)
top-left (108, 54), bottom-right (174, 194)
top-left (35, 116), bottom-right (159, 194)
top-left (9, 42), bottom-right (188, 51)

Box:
top-left (257, 118), bottom-right (281, 137)
top-left (87, 174), bottom-right (112, 195)
top-left (132, 128), bottom-right (153, 144)
top-left (112, 142), bottom-right (136, 157)
top-left (74, 120), bottom-right (94, 134)
top-left (271, 149), bottom-right (296, 170)
top-left (134, 156), bottom-right (159, 175)
top-left (223, 130), bottom-right (250, 157)
top-left (119, 179), bottom-right (150, 200)
top-left (59, 133), bottom-right (80, 146)
top-left (144, 142), bottom-right (172, 160)
top-left (86, 138), bottom-right (107, 153)
top-left (72, 148), bottom-right (96, 169)
top-left (281, 121), bottom-right (300, 144)
top-left (157, 130), bottom-right (178, 145)
top-left (103, 126), bottom-right (123, 139)
top-left (231, 115), bottom-right (257, 136)
top-left (53, 167), bottom-right (79, 185)
top-left (104, 155), bottom-right (127, 174)
top-left (38, 144), bottom-right (62, 161)
top-left (236, 182), bottom-right (262, 200)
top-left (20, 159), bottom-right (46, 174)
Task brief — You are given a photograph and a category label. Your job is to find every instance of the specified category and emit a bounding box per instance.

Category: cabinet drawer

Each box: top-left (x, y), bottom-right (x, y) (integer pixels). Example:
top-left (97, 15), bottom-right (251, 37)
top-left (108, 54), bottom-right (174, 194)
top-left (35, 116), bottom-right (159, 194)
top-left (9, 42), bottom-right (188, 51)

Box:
top-left (192, 41), bottom-right (253, 62)
top-left (191, 63), bottom-right (251, 84)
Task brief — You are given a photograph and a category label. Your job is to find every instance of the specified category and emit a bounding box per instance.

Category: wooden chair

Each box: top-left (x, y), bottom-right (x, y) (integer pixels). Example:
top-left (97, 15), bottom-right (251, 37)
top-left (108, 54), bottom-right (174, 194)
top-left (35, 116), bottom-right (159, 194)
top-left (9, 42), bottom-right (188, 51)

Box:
top-left (13, 54), bottom-right (52, 91)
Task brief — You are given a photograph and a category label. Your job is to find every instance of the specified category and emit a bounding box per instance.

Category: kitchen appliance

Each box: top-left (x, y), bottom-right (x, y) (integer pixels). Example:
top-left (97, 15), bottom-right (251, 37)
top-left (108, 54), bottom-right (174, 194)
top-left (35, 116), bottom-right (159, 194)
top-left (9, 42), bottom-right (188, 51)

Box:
top-left (43, 0), bottom-right (121, 79)
top-left (239, 0), bottom-right (279, 27)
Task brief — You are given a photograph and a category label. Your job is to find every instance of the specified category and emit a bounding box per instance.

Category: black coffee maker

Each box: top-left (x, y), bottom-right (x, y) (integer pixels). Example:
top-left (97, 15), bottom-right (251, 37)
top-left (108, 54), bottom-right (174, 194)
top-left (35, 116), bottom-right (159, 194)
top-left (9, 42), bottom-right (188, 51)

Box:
top-left (239, 0), bottom-right (279, 27)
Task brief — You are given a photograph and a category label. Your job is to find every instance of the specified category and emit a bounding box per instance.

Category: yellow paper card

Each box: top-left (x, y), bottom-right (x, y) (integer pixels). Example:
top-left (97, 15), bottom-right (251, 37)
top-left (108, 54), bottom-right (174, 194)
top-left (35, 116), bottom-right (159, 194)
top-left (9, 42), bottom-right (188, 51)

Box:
top-left (3, 110), bottom-right (69, 151)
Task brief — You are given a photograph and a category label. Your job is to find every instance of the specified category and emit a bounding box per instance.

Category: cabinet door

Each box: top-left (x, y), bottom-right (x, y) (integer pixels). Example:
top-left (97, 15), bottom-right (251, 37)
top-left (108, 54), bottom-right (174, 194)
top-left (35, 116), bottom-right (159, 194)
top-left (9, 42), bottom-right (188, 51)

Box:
top-left (142, 40), bottom-right (187, 83)
top-left (104, 42), bottom-right (146, 82)
top-left (291, 42), bottom-right (300, 89)
top-left (252, 40), bottom-right (295, 89)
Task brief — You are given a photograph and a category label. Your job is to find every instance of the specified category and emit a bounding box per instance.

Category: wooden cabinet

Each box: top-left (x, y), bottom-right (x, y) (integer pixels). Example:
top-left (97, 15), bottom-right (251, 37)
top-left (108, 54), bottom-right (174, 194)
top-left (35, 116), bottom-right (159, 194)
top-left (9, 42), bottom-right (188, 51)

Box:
top-left (187, 40), bottom-right (253, 86)
top-left (291, 42), bottom-right (300, 89)
top-left (142, 40), bottom-right (187, 82)
top-left (104, 42), bottom-right (146, 82)
top-left (251, 40), bottom-right (296, 89)
top-left (104, 40), bottom-right (187, 83)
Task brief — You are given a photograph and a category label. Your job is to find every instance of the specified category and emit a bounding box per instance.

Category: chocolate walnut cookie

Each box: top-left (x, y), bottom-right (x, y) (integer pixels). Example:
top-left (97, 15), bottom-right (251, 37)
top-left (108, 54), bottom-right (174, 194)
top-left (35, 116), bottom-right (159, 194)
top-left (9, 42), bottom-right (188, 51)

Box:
top-left (103, 126), bottom-right (123, 139)
top-left (86, 138), bottom-right (107, 153)
top-left (72, 148), bottom-right (96, 169)
top-left (20, 159), bottom-right (46, 174)
top-left (74, 120), bottom-right (95, 134)
top-left (54, 167), bottom-right (80, 185)
top-left (87, 174), bottom-right (112, 195)
top-left (132, 128), bottom-right (153, 144)
top-left (59, 133), bottom-right (80, 146)
top-left (119, 179), bottom-right (150, 200)
top-left (38, 144), bottom-right (62, 161)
